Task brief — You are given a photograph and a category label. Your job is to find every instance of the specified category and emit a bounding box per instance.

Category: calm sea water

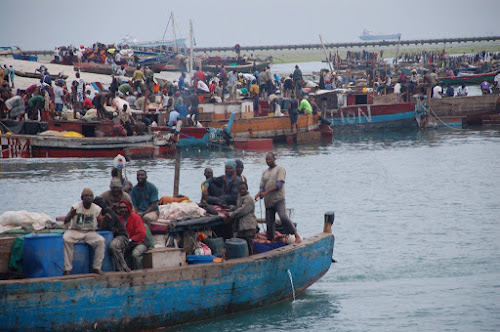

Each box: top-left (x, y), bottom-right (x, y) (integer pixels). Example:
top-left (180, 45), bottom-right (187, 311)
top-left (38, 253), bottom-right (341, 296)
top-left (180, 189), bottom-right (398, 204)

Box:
top-left (1, 127), bottom-right (499, 331)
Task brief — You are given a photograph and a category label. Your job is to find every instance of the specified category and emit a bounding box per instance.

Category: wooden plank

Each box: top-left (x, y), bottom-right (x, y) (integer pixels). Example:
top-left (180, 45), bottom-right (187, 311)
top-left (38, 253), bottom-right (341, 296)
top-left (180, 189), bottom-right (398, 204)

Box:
top-left (0, 237), bottom-right (17, 273)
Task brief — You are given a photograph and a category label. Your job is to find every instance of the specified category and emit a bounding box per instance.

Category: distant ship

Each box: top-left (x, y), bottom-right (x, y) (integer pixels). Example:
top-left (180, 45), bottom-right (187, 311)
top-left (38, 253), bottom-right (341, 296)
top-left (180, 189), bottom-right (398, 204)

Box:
top-left (359, 29), bottom-right (402, 41)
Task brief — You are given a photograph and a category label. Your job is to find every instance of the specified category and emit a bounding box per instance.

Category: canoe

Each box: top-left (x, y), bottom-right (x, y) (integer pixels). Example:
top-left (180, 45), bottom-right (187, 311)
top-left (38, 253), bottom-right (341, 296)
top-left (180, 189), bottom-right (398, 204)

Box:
top-left (0, 133), bottom-right (170, 159)
top-left (14, 70), bottom-right (68, 80)
top-left (0, 215), bottom-right (335, 331)
top-left (438, 70), bottom-right (498, 85)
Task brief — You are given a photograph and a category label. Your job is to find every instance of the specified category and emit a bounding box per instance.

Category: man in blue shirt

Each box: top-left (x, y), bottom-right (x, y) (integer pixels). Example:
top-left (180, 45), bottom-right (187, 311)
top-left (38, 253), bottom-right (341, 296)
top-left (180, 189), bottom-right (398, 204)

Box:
top-left (130, 170), bottom-right (159, 227)
top-left (168, 108), bottom-right (180, 126)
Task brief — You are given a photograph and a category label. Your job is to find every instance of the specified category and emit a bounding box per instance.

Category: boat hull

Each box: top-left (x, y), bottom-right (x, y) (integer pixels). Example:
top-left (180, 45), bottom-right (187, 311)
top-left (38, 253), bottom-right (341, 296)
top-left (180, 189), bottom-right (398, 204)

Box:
top-left (205, 114), bottom-right (319, 142)
top-left (0, 232), bottom-right (334, 331)
top-left (328, 103), bottom-right (417, 130)
top-left (439, 71), bottom-right (497, 85)
top-left (0, 134), bottom-right (161, 159)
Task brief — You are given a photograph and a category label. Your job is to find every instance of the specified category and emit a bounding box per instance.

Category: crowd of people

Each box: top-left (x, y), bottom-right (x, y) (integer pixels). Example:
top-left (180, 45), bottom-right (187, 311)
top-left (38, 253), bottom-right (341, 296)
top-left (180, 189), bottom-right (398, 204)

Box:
top-left (61, 153), bottom-right (302, 275)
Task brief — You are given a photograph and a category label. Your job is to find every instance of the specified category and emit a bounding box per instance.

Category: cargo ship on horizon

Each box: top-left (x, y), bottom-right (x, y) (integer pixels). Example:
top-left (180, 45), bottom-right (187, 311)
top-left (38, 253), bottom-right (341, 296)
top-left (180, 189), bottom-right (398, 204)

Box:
top-left (359, 29), bottom-right (402, 41)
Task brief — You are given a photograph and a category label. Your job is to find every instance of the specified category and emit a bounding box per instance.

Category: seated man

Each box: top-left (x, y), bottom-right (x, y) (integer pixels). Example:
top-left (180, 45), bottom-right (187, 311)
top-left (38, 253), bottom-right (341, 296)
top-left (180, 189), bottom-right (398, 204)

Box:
top-left (130, 170), bottom-right (159, 227)
top-left (206, 160), bottom-right (242, 207)
top-left (118, 200), bottom-right (149, 270)
top-left (229, 182), bottom-right (258, 255)
top-left (62, 188), bottom-right (105, 275)
top-left (99, 177), bottom-right (133, 213)
top-left (201, 167), bottom-right (222, 203)
top-left (93, 197), bottom-right (130, 272)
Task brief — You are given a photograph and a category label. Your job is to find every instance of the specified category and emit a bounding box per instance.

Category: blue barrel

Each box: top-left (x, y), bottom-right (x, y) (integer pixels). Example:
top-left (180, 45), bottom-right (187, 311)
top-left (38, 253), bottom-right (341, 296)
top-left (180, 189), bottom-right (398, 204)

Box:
top-left (175, 105), bottom-right (188, 117)
top-left (89, 231), bottom-right (114, 272)
top-left (23, 233), bottom-right (64, 278)
top-left (72, 242), bottom-right (90, 274)
top-left (203, 237), bottom-right (224, 256)
top-left (224, 238), bottom-right (249, 259)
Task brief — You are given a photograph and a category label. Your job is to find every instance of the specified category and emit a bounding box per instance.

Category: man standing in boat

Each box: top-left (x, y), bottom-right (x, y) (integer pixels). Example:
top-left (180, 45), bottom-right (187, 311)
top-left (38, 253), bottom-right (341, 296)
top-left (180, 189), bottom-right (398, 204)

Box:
top-left (292, 65), bottom-right (303, 98)
top-left (130, 170), bottom-right (159, 228)
top-left (62, 188), bottom-right (106, 275)
top-left (255, 152), bottom-right (302, 243)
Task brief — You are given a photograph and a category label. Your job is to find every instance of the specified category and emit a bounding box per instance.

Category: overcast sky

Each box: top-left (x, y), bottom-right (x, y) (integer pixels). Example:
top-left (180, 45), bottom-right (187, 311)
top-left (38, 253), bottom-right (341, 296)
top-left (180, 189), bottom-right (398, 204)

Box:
top-left (1, 0), bottom-right (499, 51)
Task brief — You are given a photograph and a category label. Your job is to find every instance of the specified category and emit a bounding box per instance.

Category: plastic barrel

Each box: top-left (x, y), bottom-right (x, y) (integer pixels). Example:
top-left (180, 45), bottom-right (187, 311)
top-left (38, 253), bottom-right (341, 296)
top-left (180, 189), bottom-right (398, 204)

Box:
top-left (224, 238), bottom-right (249, 259)
top-left (203, 237), bottom-right (224, 256)
top-left (72, 242), bottom-right (90, 274)
top-left (23, 233), bottom-right (64, 278)
top-left (89, 231), bottom-right (114, 272)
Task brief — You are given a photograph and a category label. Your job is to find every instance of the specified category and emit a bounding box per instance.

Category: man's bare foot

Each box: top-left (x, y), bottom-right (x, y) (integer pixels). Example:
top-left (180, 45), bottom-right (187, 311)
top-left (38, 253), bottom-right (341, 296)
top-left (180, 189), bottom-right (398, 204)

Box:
top-left (92, 269), bottom-right (104, 275)
top-left (124, 267), bottom-right (131, 272)
top-left (63, 270), bottom-right (71, 275)
top-left (295, 234), bottom-right (303, 243)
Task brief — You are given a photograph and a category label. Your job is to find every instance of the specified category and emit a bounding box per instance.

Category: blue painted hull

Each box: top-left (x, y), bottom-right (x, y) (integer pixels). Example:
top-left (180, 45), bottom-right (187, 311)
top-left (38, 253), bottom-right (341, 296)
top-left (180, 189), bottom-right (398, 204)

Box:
top-left (329, 104), bottom-right (417, 131)
top-left (0, 232), bottom-right (334, 330)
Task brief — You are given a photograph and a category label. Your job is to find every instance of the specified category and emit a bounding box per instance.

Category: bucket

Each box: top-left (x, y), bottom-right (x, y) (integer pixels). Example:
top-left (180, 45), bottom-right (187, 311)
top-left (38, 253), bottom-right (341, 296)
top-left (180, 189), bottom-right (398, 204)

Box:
top-left (89, 231), bottom-right (114, 272)
top-left (23, 233), bottom-right (64, 278)
top-left (72, 242), bottom-right (90, 274)
top-left (203, 237), bottom-right (224, 256)
top-left (224, 238), bottom-right (249, 259)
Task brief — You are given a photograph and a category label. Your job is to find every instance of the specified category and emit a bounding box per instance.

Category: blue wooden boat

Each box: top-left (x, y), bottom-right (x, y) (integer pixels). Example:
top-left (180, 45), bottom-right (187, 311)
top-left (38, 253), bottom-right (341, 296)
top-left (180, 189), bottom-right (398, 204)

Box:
top-left (12, 54), bottom-right (38, 62)
top-left (312, 90), bottom-right (417, 131)
top-left (0, 215), bottom-right (335, 330)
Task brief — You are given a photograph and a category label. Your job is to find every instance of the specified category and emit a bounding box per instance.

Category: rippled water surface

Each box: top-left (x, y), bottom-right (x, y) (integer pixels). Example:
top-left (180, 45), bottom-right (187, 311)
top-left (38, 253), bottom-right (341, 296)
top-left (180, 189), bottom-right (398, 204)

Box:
top-left (1, 127), bottom-right (499, 331)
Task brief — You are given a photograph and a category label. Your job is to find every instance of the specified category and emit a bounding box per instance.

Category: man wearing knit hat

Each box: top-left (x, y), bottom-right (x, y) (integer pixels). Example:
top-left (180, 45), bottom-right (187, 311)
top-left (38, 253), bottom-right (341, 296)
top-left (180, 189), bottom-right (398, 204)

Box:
top-left (63, 188), bottom-right (106, 275)
top-left (206, 159), bottom-right (242, 207)
top-left (98, 177), bottom-right (132, 213)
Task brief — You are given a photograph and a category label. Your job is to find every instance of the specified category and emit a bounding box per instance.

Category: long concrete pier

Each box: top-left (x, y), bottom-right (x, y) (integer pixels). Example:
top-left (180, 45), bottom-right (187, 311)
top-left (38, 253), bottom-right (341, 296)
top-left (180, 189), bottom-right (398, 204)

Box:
top-left (16, 35), bottom-right (500, 56)
top-left (195, 36), bottom-right (500, 53)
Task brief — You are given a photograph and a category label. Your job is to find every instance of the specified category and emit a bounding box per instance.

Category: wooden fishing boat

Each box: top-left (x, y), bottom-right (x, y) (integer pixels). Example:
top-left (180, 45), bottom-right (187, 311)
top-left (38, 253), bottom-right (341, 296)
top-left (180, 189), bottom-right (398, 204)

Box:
top-left (313, 89), bottom-right (417, 130)
top-left (75, 59), bottom-right (181, 75)
top-left (12, 54), bottom-right (38, 62)
top-left (74, 62), bottom-right (136, 76)
top-left (0, 214), bottom-right (335, 331)
top-left (0, 46), bottom-right (21, 56)
top-left (14, 70), bottom-right (68, 80)
top-left (202, 57), bottom-right (271, 74)
top-left (438, 70), bottom-right (498, 85)
top-left (199, 101), bottom-right (322, 142)
top-left (0, 133), bottom-right (165, 159)
top-left (427, 93), bottom-right (499, 125)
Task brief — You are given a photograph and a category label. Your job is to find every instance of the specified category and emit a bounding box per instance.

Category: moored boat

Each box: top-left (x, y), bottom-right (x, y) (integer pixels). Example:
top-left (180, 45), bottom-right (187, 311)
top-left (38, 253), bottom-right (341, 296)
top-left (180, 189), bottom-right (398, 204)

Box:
top-left (198, 101), bottom-right (322, 142)
top-left (0, 214), bottom-right (335, 331)
top-left (438, 70), bottom-right (499, 85)
top-left (202, 57), bottom-right (271, 74)
top-left (0, 133), bottom-right (165, 159)
top-left (312, 89), bottom-right (417, 130)
top-left (14, 70), bottom-right (68, 80)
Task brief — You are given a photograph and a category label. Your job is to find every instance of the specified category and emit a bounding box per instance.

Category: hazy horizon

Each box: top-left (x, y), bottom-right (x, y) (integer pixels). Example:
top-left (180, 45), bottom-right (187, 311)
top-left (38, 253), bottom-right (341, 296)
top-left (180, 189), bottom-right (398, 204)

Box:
top-left (1, 0), bottom-right (499, 51)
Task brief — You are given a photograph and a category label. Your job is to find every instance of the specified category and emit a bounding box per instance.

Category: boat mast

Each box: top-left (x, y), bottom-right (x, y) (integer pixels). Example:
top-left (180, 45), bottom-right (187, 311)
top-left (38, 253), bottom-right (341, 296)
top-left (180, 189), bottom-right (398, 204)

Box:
top-left (188, 20), bottom-right (194, 75)
top-left (319, 35), bottom-right (334, 75)
top-left (171, 12), bottom-right (177, 52)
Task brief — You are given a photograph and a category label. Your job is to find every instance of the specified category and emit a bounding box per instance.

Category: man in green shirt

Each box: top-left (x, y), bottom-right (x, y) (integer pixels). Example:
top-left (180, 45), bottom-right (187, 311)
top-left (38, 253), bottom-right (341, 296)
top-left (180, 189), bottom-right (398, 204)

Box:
top-left (298, 97), bottom-right (312, 114)
top-left (27, 94), bottom-right (45, 120)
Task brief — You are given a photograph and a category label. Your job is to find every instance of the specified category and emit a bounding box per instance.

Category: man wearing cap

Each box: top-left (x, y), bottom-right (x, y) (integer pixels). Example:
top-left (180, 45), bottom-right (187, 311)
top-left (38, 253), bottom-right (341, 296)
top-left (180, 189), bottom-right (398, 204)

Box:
top-left (99, 177), bottom-right (133, 213)
top-left (63, 188), bottom-right (106, 275)
top-left (130, 170), bottom-right (159, 227)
